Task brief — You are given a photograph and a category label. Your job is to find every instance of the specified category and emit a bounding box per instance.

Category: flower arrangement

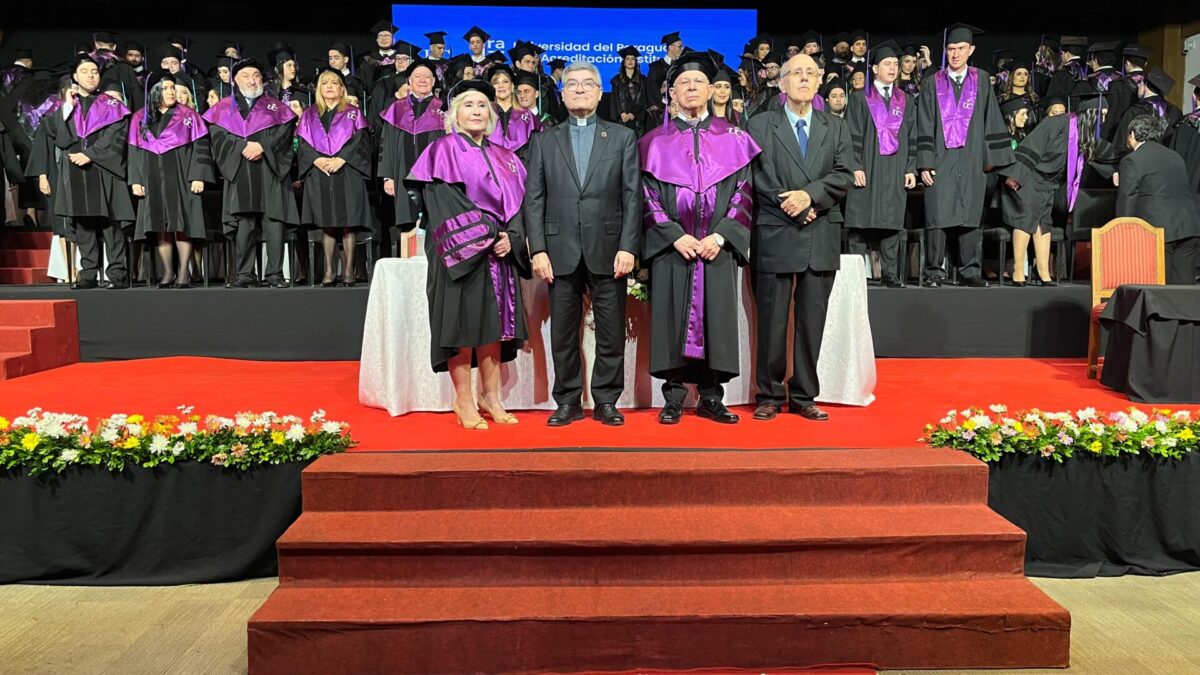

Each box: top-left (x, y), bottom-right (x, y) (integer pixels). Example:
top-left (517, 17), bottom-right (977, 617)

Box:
top-left (921, 405), bottom-right (1199, 463)
top-left (0, 406), bottom-right (354, 476)
top-left (627, 266), bottom-right (650, 302)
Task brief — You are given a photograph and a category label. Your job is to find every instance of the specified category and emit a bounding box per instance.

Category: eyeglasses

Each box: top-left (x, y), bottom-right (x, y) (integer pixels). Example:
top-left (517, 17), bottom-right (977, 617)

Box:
top-left (563, 79), bottom-right (598, 91)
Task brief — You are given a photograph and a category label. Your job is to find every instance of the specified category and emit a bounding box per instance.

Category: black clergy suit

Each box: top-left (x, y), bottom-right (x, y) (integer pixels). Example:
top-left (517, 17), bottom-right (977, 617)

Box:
top-left (524, 116), bottom-right (643, 406)
top-left (748, 106), bottom-right (854, 407)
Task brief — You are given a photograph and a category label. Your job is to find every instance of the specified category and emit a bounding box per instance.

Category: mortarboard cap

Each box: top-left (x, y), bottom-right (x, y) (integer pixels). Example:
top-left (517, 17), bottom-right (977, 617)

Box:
top-left (119, 41), bottom-right (145, 55)
top-left (1059, 36), bottom-right (1088, 50)
top-left (1122, 44), bottom-right (1152, 62)
top-left (92, 30), bottom-right (119, 45)
top-left (666, 49), bottom-right (717, 86)
top-left (761, 51), bottom-right (782, 67)
top-left (999, 96), bottom-right (1032, 117)
top-left (230, 57), bottom-right (266, 79)
top-left (463, 26), bottom-right (490, 42)
top-left (370, 21), bottom-right (398, 36)
top-left (1087, 41), bottom-right (1119, 56)
top-left (661, 32), bottom-right (682, 46)
top-left (945, 24), bottom-right (982, 45)
top-left (152, 44), bottom-right (184, 63)
top-left (871, 40), bottom-right (902, 65)
top-left (849, 28), bottom-right (869, 44)
top-left (750, 34), bottom-right (773, 49)
top-left (1005, 59), bottom-right (1031, 74)
top-left (1189, 74), bottom-right (1200, 91)
top-left (220, 39), bottom-right (241, 53)
top-left (425, 31), bottom-right (448, 46)
top-left (1144, 68), bottom-right (1174, 96)
top-left (404, 58), bottom-right (439, 80)
top-left (488, 63), bottom-right (516, 84)
top-left (446, 77), bottom-right (495, 102)
top-left (820, 76), bottom-right (847, 97)
top-left (618, 46), bottom-right (641, 59)
top-left (508, 41), bottom-right (538, 63)
top-left (902, 43), bottom-right (920, 58)
top-left (15, 48), bottom-right (34, 60)
top-left (549, 58), bottom-right (567, 71)
top-left (392, 40), bottom-right (420, 60)
top-left (266, 42), bottom-right (296, 67)
top-left (164, 33), bottom-right (188, 48)
top-left (328, 41), bottom-right (353, 57)
top-left (832, 32), bottom-right (850, 46)
top-left (799, 31), bottom-right (822, 48)
top-left (513, 71), bottom-right (540, 89)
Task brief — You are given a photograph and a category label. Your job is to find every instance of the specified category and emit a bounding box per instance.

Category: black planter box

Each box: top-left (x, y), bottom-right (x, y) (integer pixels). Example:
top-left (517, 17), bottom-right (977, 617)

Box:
top-left (988, 453), bottom-right (1200, 578)
top-left (0, 461), bottom-right (307, 585)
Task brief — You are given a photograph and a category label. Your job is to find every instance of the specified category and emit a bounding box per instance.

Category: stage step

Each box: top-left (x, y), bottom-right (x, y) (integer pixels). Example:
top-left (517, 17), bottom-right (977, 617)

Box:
top-left (0, 267), bottom-right (53, 285)
top-left (0, 300), bottom-right (79, 379)
top-left (0, 248), bottom-right (51, 268)
top-left (301, 449), bottom-right (989, 511)
top-left (277, 503), bottom-right (1026, 586)
top-left (0, 229), bottom-right (55, 286)
top-left (0, 230), bottom-right (54, 249)
top-left (248, 578), bottom-right (1070, 674)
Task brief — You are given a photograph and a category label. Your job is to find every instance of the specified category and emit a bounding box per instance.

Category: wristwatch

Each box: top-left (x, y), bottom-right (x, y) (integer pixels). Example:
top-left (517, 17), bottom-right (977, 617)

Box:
top-left (713, 233), bottom-right (726, 248)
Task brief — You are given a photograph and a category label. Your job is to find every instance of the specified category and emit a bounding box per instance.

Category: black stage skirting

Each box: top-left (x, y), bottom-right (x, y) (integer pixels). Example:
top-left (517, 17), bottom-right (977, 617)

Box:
top-left (0, 283), bottom-right (1090, 361)
top-left (1100, 285), bottom-right (1200, 403)
top-left (0, 462), bottom-right (306, 585)
top-left (988, 454), bottom-right (1200, 578)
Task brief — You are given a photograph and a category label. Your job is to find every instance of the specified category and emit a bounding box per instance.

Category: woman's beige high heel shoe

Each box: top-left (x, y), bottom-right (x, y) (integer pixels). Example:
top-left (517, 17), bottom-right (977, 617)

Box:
top-left (478, 399), bottom-right (518, 425)
top-left (451, 401), bottom-right (489, 430)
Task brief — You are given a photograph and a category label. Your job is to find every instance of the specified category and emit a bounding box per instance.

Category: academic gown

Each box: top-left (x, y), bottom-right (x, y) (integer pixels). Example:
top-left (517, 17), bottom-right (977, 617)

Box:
top-left (488, 105), bottom-right (542, 158)
top-left (297, 106), bottom-right (373, 231)
top-left (0, 64), bottom-right (31, 96)
top-left (128, 106), bottom-right (215, 240)
top-left (915, 67), bottom-right (1015, 229)
top-left (609, 71), bottom-right (650, 135)
top-left (1114, 98), bottom-right (1184, 150)
top-left (640, 116), bottom-right (759, 383)
top-left (377, 94), bottom-right (446, 227)
top-left (1168, 112), bottom-right (1200, 212)
top-left (370, 72), bottom-right (406, 113)
top-left (203, 93), bottom-right (300, 233)
top-left (100, 60), bottom-right (144, 111)
top-left (1000, 113), bottom-right (1120, 234)
top-left (406, 134), bottom-right (531, 373)
top-left (25, 93), bottom-right (134, 223)
top-left (845, 87), bottom-right (917, 231)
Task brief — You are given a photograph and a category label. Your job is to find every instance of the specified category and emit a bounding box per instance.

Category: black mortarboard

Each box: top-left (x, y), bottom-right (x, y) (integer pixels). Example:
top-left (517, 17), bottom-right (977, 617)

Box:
top-left (445, 54), bottom-right (474, 79)
top-left (999, 97), bottom-right (1032, 117)
top-left (220, 39), bottom-right (241, 53)
top-left (152, 44), bottom-right (184, 63)
top-left (370, 21), bottom-right (399, 36)
top-left (799, 31), bottom-right (821, 48)
top-left (405, 58), bottom-right (439, 78)
top-left (666, 50), bottom-right (717, 86)
top-left (391, 40), bottom-right (420, 60)
top-left (1189, 74), bottom-right (1200, 92)
top-left (871, 40), bottom-right (901, 65)
top-left (1144, 68), bottom-right (1174, 96)
top-left (446, 77), bottom-right (495, 102)
top-left (425, 32), bottom-right (447, 46)
top-left (328, 41), bottom-right (353, 57)
top-left (93, 30), bottom-right (119, 44)
top-left (549, 58), bottom-right (567, 71)
top-left (820, 77), bottom-right (847, 97)
top-left (992, 49), bottom-right (1014, 66)
top-left (1005, 59), bottom-right (1031, 74)
top-left (761, 51), bottom-right (782, 67)
top-left (15, 48), bottom-right (34, 60)
top-left (709, 50), bottom-right (726, 67)
top-left (144, 69), bottom-right (177, 91)
top-left (832, 32), bottom-right (850, 46)
top-left (120, 41), bottom-right (145, 55)
top-left (164, 33), bottom-right (188, 48)
top-left (463, 26), bottom-right (490, 42)
top-left (1087, 42), bottom-right (1118, 56)
top-left (508, 41), bottom-right (537, 63)
top-left (71, 54), bottom-right (101, 73)
top-left (513, 71), bottom-right (539, 89)
top-left (1040, 94), bottom-right (1065, 111)
top-left (661, 32), bottom-right (682, 46)
top-left (231, 58), bottom-right (266, 79)
top-left (618, 46), bottom-right (641, 59)
top-left (751, 34), bottom-right (773, 49)
top-left (945, 24), bottom-right (982, 45)
top-left (488, 63), bottom-right (516, 84)
top-left (266, 42), bottom-right (296, 67)
top-left (713, 64), bottom-right (734, 83)
top-left (1039, 35), bottom-right (1060, 51)
top-left (1059, 36), bottom-right (1088, 50)
top-left (902, 43), bottom-right (920, 58)
top-left (849, 28), bottom-right (869, 44)
top-left (314, 66), bottom-right (348, 87)
top-left (1123, 44), bottom-right (1152, 62)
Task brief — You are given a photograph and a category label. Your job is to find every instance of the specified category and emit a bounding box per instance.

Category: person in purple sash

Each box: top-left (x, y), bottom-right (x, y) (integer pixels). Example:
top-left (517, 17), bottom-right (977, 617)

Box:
top-left (27, 55), bottom-right (134, 289)
top-left (514, 71), bottom-right (555, 127)
top-left (486, 64), bottom-right (542, 157)
top-left (265, 44), bottom-right (309, 117)
top-left (915, 23), bottom-right (1014, 287)
top-left (844, 40), bottom-right (918, 288)
top-left (359, 20), bottom-right (400, 90)
top-left (747, 53), bottom-right (853, 422)
top-left (0, 48), bottom-right (34, 96)
top-left (641, 51), bottom-right (761, 425)
top-left (369, 41), bottom-right (418, 113)
top-left (378, 59), bottom-right (445, 244)
top-left (406, 79), bottom-right (531, 429)
top-left (297, 69), bottom-right (373, 287)
top-left (202, 58), bottom-right (299, 288)
top-left (1106, 44), bottom-right (1151, 141)
top-left (1113, 69), bottom-right (1183, 151)
top-left (1000, 89), bottom-right (1119, 286)
top-left (128, 71), bottom-right (214, 288)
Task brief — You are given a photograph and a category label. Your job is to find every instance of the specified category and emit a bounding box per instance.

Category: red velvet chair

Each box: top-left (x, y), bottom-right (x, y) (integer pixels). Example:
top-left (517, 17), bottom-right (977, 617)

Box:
top-left (1088, 217), bottom-right (1165, 379)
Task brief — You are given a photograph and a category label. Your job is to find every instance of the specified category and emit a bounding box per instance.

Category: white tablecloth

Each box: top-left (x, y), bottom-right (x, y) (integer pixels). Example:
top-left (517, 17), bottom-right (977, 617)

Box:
top-left (360, 251), bottom-right (875, 415)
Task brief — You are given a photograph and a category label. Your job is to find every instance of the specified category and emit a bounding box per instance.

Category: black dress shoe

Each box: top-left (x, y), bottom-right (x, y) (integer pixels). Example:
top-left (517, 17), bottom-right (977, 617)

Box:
top-left (322, 280), bottom-right (337, 288)
top-left (230, 279), bottom-right (252, 288)
top-left (697, 398), bottom-right (739, 424)
top-left (268, 278), bottom-right (292, 289)
top-left (593, 402), bottom-right (625, 426)
top-left (105, 280), bottom-right (129, 290)
top-left (71, 279), bottom-right (98, 290)
top-left (1039, 279), bottom-right (1058, 287)
top-left (964, 276), bottom-right (990, 288)
top-left (157, 279), bottom-right (175, 289)
top-left (753, 403), bottom-right (781, 420)
top-left (547, 404), bottom-right (584, 427)
top-left (1010, 279), bottom-right (1026, 287)
top-left (658, 401), bottom-right (684, 425)
top-left (175, 282), bottom-right (192, 289)
top-left (789, 403), bottom-right (830, 421)
top-left (341, 279), bottom-right (356, 288)
top-left (923, 278), bottom-right (941, 288)
top-left (882, 276), bottom-right (904, 288)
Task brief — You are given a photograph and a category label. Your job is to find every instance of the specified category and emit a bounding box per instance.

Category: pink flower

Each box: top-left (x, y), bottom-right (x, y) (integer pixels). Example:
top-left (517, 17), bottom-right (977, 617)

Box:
top-left (962, 430), bottom-right (976, 441)
top-left (1040, 445), bottom-right (1055, 457)
top-left (1142, 436), bottom-right (1157, 448)
top-left (210, 453), bottom-right (228, 466)
top-left (231, 443), bottom-right (248, 459)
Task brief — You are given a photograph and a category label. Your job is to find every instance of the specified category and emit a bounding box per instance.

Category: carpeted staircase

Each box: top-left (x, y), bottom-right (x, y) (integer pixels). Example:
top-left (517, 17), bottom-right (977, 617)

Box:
top-left (0, 300), bottom-right (79, 379)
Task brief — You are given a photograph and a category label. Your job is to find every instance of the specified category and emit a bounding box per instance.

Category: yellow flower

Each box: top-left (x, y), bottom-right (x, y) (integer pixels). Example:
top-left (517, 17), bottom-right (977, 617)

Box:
top-left (962, 420), bottom-right (977, 430)
top-left (21, 433), bottom-right (41, 450)
top-left (271, 431), bottom-right (286, 446)
top-left (128, 414), bottom-right (144, 424)
top-left (123, 437), bottom-right (140, 449)
top-left (1090, 441), bottom-right (1102, 453)
top-left (0, 416), bottom-right (9, 430)
top-left (1013, 421), bottom-right (1024, 433)
top-left (1178, 428), bottom-right (1196, 441)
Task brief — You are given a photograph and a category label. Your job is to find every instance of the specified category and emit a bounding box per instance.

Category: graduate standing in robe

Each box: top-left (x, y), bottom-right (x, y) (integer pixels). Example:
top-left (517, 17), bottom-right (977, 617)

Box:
top-left (359, 21), bottom-right (399, 90)
top-left (202, 58), bottom-right (299, 288)
top-left (915, 23), bottom-right (1014, 287)
top-left (646, 32), bottom-right (684, 124)
top-left (128, 71), bottom-right (214, 288)
top-left (1167, 76), bottom-right (1200, 224)
top-left (1001, 91), bottom-right (1119, 286)
top-left (406, 79), bottom-right (530, 429)
top-left (509, 41), bottom-right (565, 124)
top-left (1114, 69), bottom-right (1183, 150)
top-left (378, 59), bottom-right (445, 237)
top-left (710, 65), bottom-right (746, 129)
top-left (265, 44), bottom-right (309, 116)
top-left (486, 64), bottom-right (542, 157)
top-left (1107, 45), bottom-right (1150, 140)
top-left (611, 46), bottom-right (650, 136)
top-left (0, 49), bottom-right (34, 96)
top-left (640, 51), bottom-right (761, 425)
top-left (1045, 35), bottom-right (1088, 104)
top-left (28, 56), bottom-right (134, 288)
top-left (844, 41), bottom-right (917, 288)
top-left (369, 41), bottom-right (418, 112)
top-left (514, 71), bottom-right (555, 127)
top-left (297, 69), bottom-right (373, 287)
top-left (321, 42), bottom-right (367, 111)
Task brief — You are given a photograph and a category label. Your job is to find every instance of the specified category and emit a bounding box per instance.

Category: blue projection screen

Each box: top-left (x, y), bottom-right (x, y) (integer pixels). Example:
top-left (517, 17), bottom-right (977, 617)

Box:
top-left (391, 5), bottom-right (758, 85)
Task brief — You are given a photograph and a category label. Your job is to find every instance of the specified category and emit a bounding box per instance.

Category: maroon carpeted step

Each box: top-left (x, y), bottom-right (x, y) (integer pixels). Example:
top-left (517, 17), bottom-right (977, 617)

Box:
top-left (0, 267), bottom-right (54, 285)
top-left (301, 449), bottom-right (989, 512)
top-left (0, 300), bottom-right (79, 379)
top-left (0, 248), bottom-right (52, 268)
top-left (0, 230), bottom-right (54, 248)
top-left (247, 579), bottom-right (1070, 674)
top-left (276, 504), bottom-right (1026, 587)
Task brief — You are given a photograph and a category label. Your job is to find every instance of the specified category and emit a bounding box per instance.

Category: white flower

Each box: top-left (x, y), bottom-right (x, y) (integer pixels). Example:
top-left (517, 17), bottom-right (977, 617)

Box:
top-left (310, 409), bottom-right (327, 423)
top-left (177, 404), bottom-right (194, 415)
top-left (100, 427), bottom-right (120, 444)
top-left (1076, 407), bottom-right (1098, 422)
top-left (969, 414), bottom-right (993, 429)
top-left (12, 416), bottom-right (33, 427)
top-left (1122, 418), bottom-right (1140, 433)
top-left (60, 449), bottom-right (80, 463)
top-left (1130, 409), bottom-right (1150, 425)
top-left (940, 416), bottom-right (954, 424)
top-left (178, 422), bottom-right (198, 435)
top-left (321, 421), bottom-right (342, 434)
top-left (261, 411), bottom-right (277, 421)
top-left (946, 409), bottom-right (958, 418)
top-left (37, 418), bottom-right (69, 438)
top-left (235, 414), bottom-right (252, 428)
top-left (1163, 437), bottom-right (1179, 448)
top-left (1065, 420), bottom-right (1080, 433)
top-left (1089, 423), bottom-right (1107, 436)
top-left (960, 409), bottom-right (973, 417)
top-left (989, 404), bottom-right (1008, 414)
top-left (125, 423), bottom-right (142, 437)
top-left (1172, 411), bottom-right (1192, 423)
top-left (172, 442), bottom-right (185, 457)
top-left (149, 434), bottom-right (170, 455)
top-left (214, 417), bottom-right (234, 430)
top-left (281, 415), bottom-right (302, 425)
top-left (285, 424), bottom-right (306, 442)
top-left (1155, 421), bottom-right (1169, 434)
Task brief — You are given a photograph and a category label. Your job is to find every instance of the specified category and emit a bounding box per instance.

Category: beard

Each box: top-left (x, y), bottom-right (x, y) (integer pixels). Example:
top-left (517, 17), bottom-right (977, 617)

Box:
top-left (238, 83), bottom-right (264, 100)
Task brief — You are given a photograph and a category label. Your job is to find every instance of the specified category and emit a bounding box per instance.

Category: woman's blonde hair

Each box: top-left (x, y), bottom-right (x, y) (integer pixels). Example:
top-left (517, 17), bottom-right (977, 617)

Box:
top-left (444, 89), bottom-right (497, 137)
top-left (314, 70), bottom-right (349, 114)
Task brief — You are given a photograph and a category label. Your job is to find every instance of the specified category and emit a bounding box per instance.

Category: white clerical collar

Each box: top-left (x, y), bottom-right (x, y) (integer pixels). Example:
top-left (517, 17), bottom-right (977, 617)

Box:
top-left (340, 68), bottom-right (350, 77)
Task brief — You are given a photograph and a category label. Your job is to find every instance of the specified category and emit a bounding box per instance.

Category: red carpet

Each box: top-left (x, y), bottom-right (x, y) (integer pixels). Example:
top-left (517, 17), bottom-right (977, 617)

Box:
top-left (0, 356), bottom-right (1184, 450)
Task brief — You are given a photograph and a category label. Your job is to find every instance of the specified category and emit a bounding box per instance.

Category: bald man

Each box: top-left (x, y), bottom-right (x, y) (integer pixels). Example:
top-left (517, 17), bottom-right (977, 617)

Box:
top-left (747, 54), bottom-right (854, 422)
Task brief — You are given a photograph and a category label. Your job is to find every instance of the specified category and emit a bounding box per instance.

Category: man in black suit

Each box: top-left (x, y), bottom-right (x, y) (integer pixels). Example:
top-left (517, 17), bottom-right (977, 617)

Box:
top-left (524, 60), bottom-right (643, 426)
top-left (748, 53), bottom-right (854, 421)
top-left (1117, 115), bottom-right (1200, 284)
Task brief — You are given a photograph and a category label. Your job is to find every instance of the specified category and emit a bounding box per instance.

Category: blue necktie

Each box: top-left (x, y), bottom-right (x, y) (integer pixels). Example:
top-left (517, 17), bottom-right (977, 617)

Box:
top-left (795, 118), bottom-right (808, 160)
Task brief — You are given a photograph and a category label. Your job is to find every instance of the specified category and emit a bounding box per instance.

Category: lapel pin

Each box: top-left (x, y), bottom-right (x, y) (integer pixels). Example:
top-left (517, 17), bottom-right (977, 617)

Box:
top-left (601, 131), bottom-right (607, 138)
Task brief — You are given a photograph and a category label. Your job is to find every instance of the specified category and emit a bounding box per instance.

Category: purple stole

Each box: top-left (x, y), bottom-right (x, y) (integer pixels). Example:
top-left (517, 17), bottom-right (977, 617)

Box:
top-left (1064, 60), bottom-right (1087, 79)
top-left (935, 67), bottom-right (979, 149)
top-left (777, 90), bottom-right (825, 112)
top-left (202, 95), bottom-right (295, 137)
top-left (128, 106), bottom-right (208, 154)
top-left (379, 96), bottom-right (445, 135)
top-left (639, 118), bottom-right (761, 360)
top-left (1065, 114), bottom-right (1085, 211)
top-left (1090, 70), bottom-right (1120, 92)
top-left (488, 106), bottom-right (542, 151)
top-left (865, 86), bottom-right (906, 156)
top-left (72, 93), bottom-right (131, 146)
top-left (408, 134), bottom-right (527, 341)
top-left (1146, 97), bottom-right (1168, 118)
top-left (295, 106), bottom-right (366, 156)
top-left (20, 97), bottom-right (61, 132)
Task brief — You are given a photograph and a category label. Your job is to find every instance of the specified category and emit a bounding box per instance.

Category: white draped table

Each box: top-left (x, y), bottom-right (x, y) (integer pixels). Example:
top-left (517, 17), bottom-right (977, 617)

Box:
top-left (360, 252), bottom-right (875, 415)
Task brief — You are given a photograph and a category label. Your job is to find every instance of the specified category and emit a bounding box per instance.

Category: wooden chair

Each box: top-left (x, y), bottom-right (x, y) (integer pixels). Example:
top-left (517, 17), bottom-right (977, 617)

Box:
top-left (1088, 217), bottom-right (1165, 378)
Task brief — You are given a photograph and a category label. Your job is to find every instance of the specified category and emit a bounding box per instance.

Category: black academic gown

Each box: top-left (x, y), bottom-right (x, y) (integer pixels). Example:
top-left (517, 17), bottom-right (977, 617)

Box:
top-left (1114, 97), bottom-right (1184, 150)
top-left (26, 121), bottom-right (68, 236)
top-left (378, 95), bottom-right (445, 227)
top-left (609, 71), bottom-right (649, 135)
top-left (1168, 113), bottom-right (1200, 213)
top-left (206, 94), bottom-right (300, 233)
top-left (298, 108), bottom-right (373, 231)
top-left (25, 94), bottom-right (135, 223)
top-left (101, 60), bottom-right (144, 111)
top-left (999, 113), bottom-right (1120, 234)
top-left (129, 107), bottom-right (215, 240)
top-left (642, 117), bottom-right (754, 384)
top-left (370, 72), bottom-right (406, 113)
top-left (845, 88), bottom-right (918, 231)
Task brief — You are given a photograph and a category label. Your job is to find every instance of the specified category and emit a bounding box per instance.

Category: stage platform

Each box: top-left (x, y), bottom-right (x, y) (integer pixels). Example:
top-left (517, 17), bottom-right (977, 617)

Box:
top-left (0, 282), bottom-right (1090, 361)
